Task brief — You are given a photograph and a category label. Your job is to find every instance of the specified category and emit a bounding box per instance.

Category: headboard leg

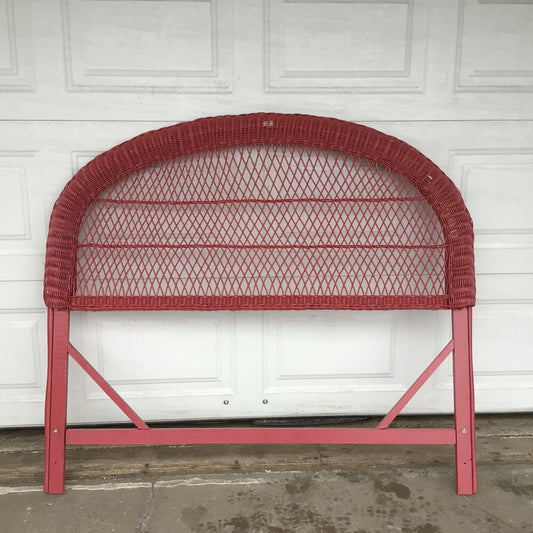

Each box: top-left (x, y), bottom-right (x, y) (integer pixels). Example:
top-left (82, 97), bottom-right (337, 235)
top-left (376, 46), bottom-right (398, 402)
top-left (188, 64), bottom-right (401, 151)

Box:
top-left (452, 307), bottom-right (477, 495)
top-left (44, 309), bottom-right (70, 494)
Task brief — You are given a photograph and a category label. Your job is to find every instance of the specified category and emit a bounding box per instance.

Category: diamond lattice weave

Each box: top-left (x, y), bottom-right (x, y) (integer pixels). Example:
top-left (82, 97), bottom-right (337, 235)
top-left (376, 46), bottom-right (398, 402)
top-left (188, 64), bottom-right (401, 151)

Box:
top-left (44, 113), bottom-right (475, 311)
top-left (74, 144), bottom-right (445, 303)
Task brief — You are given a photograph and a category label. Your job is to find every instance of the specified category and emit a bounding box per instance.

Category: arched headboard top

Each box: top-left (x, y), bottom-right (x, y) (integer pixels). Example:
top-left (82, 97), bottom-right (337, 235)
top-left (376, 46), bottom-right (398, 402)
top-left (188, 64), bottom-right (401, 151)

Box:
top-left (44, 113), bottom-right (475, 311)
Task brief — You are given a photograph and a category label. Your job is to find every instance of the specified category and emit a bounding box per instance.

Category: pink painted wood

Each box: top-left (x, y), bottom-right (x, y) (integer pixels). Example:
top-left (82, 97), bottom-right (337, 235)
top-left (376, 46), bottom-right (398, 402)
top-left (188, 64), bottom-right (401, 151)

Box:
top-left (44, 309), bottom-right (70, 494)
top-left (452, 307), bottom-right (477, 495)
top-left (43, 314), bottom-right (476, 494)
top-left (68, 343), bottom-right (149, 431)
top-left (66, 427), bottom-right (456, 446)
top-left (378, 340), bottom-right (455, 430)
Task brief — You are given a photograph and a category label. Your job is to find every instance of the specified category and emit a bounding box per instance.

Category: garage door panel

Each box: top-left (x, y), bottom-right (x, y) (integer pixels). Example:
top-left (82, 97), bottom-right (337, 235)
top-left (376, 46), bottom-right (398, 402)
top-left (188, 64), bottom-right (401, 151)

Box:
top-left (0, 0), bottom-right (34, 91)
top-left (265, 0), bottom-right (428, 93)
top-left (1, 1), bottom-right (532, 121)
top-left (456, 0), bottom-right (533, 91)
top-left (474, 234), bottom-right (533, 274)
top-left (0, 2), bottom-right (532, 425)
top-left (1, 119), bottom-right (532, 424)
top-left (473, 303), bottom-right (533, 376)
top-left (0, 311), bottom-right (47, 426)
top-left (63, 0), bottom-right (233, 93)
top-left (455, 152), bottom-right (533, 232)
top-left (261, 311), bottom-right (408, 397)
top-left (0, 152), bottom-right (43, 252)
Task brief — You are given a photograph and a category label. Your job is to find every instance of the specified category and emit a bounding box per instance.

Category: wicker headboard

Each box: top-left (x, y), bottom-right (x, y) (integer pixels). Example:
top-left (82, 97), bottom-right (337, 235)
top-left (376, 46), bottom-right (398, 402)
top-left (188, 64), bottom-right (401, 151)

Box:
top-left (43, 113), bottom-right (475, 312)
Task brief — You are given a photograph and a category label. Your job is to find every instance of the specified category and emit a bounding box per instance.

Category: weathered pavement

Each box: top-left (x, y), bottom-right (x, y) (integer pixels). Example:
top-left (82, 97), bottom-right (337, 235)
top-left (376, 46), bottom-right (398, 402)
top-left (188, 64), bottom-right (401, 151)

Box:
top-left (1, 414), bottom-right (532, 532)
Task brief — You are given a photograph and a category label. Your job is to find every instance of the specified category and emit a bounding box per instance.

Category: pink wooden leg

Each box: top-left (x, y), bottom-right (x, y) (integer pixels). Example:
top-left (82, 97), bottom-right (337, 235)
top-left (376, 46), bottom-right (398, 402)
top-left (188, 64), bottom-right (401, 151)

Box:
top-left (452, 307), bottom-right (477, 495)
top-left (44, 309), bottom-right (70, 494)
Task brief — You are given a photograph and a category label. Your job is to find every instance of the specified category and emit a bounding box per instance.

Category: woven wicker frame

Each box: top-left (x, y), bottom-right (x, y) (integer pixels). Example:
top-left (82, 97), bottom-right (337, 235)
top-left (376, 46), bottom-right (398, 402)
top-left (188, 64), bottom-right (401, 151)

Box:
top-left (44, 113), bottom-right (475, 311)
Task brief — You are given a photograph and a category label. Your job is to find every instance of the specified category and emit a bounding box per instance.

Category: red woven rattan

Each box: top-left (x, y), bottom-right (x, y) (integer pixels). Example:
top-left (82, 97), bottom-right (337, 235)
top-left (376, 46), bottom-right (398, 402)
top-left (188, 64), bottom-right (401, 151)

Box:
top-left (44, 113), bottom-right (475, 311)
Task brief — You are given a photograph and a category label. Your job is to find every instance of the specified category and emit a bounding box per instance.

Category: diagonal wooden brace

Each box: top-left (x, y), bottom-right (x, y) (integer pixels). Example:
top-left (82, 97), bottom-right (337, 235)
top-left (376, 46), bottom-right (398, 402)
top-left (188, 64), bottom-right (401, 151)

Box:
top-left (68, 343), bottom-right (149, 430)
top-left (378, 340), bottom-right (455, 430)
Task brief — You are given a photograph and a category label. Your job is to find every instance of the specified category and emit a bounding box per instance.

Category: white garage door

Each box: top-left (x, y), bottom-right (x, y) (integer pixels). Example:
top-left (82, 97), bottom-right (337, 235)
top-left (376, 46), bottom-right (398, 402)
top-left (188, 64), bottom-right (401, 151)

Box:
top-left (1, 0), bottom-right (532, 426)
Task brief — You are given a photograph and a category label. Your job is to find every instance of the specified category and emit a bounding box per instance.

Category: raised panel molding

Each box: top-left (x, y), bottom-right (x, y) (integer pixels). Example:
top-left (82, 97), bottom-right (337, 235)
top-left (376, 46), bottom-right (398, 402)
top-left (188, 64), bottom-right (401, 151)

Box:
top-left (452, 149), bottom-right (533, 234)
top-left (262, 311), bottom-right (400, 394)
top-left (455, 0), bottom-right (533, 92)
top-left (433, 148), bottom-right (533, 398)
top-left (71, 312), bottom-right (236, 400)
top-left (473, 303), bottom-right (533, 378)
top-left (0, 0), bottom-right (34, 91)
top-left (71, 151), bottom-right (102, 174)
top-left (0, 0), bottom-right (17, 74)
top-left (0, 312), bottom-right (46, 400)
top-left (434, 303), bottom-right (533, 396)
top-left (450, 149), bottom-right (533, 303)
top-left (0, 152), bottom-right (43, 254)
top-left (62, 0), bottom-right (233, 93)
top-left (0, 163), bottom-right (30, 240)
top-left (264, 0), bottom-right (428, 93)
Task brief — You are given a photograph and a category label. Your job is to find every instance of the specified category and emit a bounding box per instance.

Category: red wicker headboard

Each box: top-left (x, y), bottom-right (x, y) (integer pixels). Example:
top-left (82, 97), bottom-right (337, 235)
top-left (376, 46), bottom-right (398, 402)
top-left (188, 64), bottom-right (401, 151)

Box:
top-left (43, 113), bottom-right (475, 311)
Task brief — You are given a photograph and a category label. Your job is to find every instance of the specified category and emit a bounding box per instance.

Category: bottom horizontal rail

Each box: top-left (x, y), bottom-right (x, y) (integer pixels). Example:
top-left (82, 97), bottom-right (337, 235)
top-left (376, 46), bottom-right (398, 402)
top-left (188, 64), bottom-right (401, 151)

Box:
top-left (66, 427), bottom-right (456, 446)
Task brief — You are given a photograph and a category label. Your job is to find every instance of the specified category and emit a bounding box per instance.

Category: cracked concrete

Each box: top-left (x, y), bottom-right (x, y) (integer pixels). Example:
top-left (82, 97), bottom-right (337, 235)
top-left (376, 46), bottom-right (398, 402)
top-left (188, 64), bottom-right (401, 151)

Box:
top-left (1, 466), bottom-right (533, 532)
top-left (135, 483), bottom-right (155, 533)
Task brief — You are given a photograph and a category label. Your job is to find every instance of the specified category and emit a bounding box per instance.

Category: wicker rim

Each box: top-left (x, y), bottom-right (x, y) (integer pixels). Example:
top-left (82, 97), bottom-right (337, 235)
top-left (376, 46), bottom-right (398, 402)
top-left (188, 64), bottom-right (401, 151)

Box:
top-left (44, 113), bottom-right (475, 310)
